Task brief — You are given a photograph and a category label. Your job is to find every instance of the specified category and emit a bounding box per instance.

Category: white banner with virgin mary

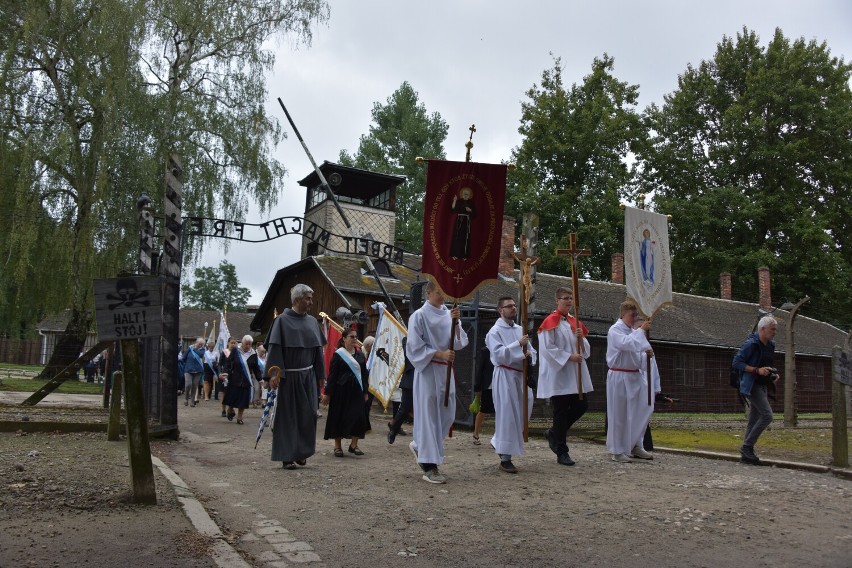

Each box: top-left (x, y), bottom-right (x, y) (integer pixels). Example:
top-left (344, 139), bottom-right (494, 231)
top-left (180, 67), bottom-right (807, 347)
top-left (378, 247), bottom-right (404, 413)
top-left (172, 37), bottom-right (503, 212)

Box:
top-left (624, 206), bottom-right (673, 317)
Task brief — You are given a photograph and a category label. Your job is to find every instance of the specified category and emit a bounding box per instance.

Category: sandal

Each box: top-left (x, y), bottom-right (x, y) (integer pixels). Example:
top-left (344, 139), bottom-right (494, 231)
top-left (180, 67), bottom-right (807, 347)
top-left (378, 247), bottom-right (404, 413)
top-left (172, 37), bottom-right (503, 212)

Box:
top-left (227, 411), bottom-right (235, 421)
top-left (236, 419), bottom-right (244, 425)
top-left (334, 448), bottom-right (344, 458)
top-left (348, 446), bottom-right (364, 456)
top-left (472, 435), bottom-right (482, 445)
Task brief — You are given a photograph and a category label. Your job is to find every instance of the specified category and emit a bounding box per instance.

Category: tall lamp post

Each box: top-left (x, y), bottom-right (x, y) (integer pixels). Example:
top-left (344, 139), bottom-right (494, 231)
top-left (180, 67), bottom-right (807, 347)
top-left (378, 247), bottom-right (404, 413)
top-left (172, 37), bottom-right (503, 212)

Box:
top-left (783, 296), bottom-right (810, 427)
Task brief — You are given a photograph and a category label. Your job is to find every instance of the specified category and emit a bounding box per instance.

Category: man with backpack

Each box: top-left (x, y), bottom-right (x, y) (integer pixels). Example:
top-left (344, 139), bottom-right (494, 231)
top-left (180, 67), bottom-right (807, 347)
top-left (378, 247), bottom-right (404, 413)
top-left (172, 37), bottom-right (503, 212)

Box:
top-left (732, 316), bottom-right (780, 465)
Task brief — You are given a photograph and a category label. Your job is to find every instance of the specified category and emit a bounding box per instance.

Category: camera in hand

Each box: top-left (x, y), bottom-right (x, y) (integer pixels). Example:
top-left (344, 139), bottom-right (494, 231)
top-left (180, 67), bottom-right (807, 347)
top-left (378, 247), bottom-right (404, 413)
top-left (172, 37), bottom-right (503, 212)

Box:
top-left (768, 368), bottom-right (780, 381)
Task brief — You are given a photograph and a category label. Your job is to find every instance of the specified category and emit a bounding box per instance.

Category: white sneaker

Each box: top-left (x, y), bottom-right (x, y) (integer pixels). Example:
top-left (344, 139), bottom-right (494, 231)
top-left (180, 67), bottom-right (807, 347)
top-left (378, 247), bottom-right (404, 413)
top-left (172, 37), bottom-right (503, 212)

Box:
top-left (408, 441), bottom-right (419, 465)
top-left (422, 468), bottom-right (446, 484)
top-left (612, 453), bottom-right (633, 463)
top-left (632, 446), bottom-right (653, 460)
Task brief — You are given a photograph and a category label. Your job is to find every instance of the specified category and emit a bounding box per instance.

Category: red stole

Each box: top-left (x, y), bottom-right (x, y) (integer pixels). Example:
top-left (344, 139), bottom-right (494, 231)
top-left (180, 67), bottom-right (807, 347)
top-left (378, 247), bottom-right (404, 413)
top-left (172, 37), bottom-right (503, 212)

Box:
top-left (538, 310), bottom-right (589, 336)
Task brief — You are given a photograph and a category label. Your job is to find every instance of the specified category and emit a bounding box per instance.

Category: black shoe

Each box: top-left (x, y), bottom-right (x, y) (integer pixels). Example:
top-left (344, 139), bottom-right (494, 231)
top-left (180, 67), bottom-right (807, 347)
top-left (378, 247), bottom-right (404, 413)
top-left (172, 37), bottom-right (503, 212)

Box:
top-left (740, 445), bottom-right (761, 465)
top-left (499, 461), bottom-right (518, 474)
top-left (557, 452), bottom-right (575, 466)
top-left (387, 430), bottom-right (397, 445)
top-left (282, 461), bottom-right (298, 470)
top-left (545, 429), bottom-right (559, 455)
top-left (398, 428), bottom-right (408, 436)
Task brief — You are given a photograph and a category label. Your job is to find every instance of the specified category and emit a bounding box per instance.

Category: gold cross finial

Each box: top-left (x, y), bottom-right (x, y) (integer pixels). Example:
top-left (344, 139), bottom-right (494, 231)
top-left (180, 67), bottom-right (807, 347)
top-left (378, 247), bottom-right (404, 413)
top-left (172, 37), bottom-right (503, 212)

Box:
top-left (465, 124), bottom-right (476, 162)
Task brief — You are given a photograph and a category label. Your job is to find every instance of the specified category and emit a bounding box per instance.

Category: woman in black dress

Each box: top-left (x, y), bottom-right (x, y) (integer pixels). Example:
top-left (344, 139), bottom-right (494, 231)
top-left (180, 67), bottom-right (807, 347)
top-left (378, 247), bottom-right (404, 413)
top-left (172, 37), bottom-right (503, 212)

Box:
top-left (321, 330), bottom-right (369, 457)
top-left (220, 335), bottom-right (262, 425)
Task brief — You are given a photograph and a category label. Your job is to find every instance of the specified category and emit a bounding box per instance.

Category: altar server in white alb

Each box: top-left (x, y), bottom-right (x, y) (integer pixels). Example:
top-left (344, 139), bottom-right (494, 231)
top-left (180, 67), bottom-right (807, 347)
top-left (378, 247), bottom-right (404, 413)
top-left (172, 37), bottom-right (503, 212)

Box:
top-left (537, 287), bottom-right (593, 467)
top-left (635, 314), bottom-right (665, 451)
top-left (405, 280), bottom-right (469, 484)
top-left (486, 296), bottom-right (537, 474)
top-left (606, 299), bottom-right (654, 463)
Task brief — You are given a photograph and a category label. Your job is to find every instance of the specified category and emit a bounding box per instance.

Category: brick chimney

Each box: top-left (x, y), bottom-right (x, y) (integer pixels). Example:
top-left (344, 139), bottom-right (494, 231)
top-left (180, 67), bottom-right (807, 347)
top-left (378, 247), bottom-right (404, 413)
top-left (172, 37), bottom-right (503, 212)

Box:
top-left (758, 266), bottom-right (771, 311)
top-left (498, 215), bottom-right (516, 278)
top-left (720, 272), bottom-right (732, 300)
top-left (611, 253), bottom-right (624, 284)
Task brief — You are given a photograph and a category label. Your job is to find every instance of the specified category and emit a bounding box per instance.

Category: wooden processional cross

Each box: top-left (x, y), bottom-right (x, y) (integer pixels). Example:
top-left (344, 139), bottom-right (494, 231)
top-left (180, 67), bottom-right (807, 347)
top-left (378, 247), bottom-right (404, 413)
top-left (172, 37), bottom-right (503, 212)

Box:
top-left (512, 236), bottom-right (539, 442)
top-left (556, 233), bottom-right (591, 399)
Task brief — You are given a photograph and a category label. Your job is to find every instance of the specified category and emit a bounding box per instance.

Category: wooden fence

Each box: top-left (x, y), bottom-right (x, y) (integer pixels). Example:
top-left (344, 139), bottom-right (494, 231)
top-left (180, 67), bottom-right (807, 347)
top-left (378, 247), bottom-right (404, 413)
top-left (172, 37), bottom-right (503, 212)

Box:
top-left (0, 338), bottom-right (42, 365)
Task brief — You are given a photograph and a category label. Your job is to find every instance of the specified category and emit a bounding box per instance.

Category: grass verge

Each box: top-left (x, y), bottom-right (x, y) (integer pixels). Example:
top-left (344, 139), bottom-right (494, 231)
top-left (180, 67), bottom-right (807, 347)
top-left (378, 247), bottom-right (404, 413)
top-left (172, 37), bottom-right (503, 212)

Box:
top-left (0, 379), bottom-right (103, 395)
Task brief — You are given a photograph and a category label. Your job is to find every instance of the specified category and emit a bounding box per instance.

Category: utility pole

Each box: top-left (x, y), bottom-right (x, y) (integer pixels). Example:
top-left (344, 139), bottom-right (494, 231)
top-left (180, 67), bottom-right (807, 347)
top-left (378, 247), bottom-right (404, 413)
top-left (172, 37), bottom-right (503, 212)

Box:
top-left (784, 296), bottom-right (810, 427)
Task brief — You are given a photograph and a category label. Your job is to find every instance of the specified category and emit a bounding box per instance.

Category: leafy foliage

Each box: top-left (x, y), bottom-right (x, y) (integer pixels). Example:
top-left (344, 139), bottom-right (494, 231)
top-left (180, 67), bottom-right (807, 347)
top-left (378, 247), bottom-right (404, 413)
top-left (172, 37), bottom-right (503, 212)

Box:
top-left (181, 260), bottom-right (250, 310)
top-left (338, 81), bottom-right (448, 253)
top-left (0, 0), bottom-right (329, 340)
top-left (638, 27), bottom-right (852, 325)
top-left (507, 55), bottom-right (644, 279)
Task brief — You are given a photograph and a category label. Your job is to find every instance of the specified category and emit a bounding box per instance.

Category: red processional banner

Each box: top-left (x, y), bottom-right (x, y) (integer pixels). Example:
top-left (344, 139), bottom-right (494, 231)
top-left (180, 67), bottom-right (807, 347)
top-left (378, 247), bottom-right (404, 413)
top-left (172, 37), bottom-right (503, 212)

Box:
top-left (421, 159), bottom-right (507, 301)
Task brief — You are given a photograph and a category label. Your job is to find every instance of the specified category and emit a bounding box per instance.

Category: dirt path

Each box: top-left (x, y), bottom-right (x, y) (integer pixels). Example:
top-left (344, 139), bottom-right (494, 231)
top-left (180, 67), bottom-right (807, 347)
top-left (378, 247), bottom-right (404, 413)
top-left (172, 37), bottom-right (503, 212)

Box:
top-left (2, 395), bottom-right (850, 567)
top-left (158, 404), bottom-right (851, 567)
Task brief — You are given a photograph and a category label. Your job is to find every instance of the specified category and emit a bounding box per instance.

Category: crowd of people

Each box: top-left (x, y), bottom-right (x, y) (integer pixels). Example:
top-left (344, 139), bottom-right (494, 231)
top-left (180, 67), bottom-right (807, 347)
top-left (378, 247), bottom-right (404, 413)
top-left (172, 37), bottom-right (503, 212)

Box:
top-left (178, 332), bottom-right (268, 426)
top-left (177, 280), bottom-right (772, 484)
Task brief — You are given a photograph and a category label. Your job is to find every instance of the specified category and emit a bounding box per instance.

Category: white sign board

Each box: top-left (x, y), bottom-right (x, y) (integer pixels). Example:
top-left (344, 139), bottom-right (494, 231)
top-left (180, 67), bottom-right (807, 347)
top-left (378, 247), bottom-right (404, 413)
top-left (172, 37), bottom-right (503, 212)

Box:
top-left (94, 277), bottom-right (163, 341)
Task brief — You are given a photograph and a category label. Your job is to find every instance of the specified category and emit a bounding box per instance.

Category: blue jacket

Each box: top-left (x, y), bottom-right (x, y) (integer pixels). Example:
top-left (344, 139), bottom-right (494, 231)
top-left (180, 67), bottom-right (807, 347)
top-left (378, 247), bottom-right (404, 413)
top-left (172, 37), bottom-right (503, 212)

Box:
top-left (732, 332), bottom-right (775, 396)
top-left (184, 347), bottom-right (205, 374)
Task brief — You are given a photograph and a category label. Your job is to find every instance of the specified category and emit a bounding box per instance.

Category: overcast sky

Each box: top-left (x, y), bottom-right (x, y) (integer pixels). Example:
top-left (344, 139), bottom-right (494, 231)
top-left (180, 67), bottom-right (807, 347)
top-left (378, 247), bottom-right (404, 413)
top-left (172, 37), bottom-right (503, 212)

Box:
top-left (198, 0), bottom-right (852, 306)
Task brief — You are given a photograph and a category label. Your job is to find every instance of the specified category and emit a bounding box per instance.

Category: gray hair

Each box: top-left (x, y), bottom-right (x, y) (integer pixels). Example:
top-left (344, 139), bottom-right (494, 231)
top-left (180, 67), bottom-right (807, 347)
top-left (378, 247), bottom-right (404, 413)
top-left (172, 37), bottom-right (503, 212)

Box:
top-left (362, 335), bottom-right (375, 347)
top-left (241, 334), bottom-right (254, 344)
top-left (291, 284), bottom-right (313, 303)
top-left (758, 316), bottom-right (777, 331)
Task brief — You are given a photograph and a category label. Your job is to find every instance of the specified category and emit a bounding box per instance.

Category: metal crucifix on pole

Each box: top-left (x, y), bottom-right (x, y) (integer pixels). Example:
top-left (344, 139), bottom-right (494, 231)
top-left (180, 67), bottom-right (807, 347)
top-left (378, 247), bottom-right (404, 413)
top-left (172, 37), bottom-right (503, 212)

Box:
top-left (556, 233), bottom-right (591, 399)
top-left (513, 234), bottom-right (539, 441)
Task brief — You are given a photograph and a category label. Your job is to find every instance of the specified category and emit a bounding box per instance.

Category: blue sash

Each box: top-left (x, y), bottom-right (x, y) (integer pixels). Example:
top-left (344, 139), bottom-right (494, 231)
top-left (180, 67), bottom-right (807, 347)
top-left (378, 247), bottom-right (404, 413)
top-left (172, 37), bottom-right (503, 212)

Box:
top-left (203, 350), bottom-right (218, 379)
top-left (188, 348), bottom-right (204, 371)
top-left (336, 347), bottom-right (362, 390)
top-left (237, 350), bottom-right (255, 400)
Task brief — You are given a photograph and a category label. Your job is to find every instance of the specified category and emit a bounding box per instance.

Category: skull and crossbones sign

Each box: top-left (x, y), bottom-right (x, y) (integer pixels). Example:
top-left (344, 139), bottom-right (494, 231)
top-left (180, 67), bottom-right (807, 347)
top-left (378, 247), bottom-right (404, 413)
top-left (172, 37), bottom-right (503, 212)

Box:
top-left (106, 278), bottom-right (150, 310)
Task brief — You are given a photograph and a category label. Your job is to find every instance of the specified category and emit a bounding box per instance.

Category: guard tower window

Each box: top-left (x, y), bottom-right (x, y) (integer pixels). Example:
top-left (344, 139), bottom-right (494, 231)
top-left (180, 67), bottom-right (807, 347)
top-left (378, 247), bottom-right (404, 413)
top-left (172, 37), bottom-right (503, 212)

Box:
top-left (307, 186), bottom-right (327, 210)
top-left (367, 189), bottom-right (391, 210)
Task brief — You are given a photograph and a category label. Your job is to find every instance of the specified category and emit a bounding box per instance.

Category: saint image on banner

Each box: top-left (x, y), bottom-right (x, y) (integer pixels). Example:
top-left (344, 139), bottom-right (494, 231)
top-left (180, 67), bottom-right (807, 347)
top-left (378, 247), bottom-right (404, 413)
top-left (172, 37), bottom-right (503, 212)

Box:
top-left (450, 187), bottom-right (476, 259)
top-left (640, 228), bottom-right (655, 285)
top-left (421, 159), bottom-right (507, 301)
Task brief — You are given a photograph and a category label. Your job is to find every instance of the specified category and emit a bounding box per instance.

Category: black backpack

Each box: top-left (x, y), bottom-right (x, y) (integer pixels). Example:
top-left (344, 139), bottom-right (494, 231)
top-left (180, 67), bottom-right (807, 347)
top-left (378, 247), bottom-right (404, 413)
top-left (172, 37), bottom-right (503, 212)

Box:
top-left (729, 365), bottom-right (741, 389)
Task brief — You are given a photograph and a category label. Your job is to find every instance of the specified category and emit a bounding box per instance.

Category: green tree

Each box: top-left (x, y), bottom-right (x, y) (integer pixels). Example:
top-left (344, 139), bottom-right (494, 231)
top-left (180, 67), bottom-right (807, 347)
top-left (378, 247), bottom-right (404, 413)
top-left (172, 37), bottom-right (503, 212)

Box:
top-left (507, 55), bottom-right (644, 280)
top-left (0, 0), bottom-right (147, 354)
top-left (181, 260), bottom-right (250, 310)
top-left (338, 81), bottom-right (448, 253)
top-left (141, 0), bottom-right (330, 255)
top-left (638, 27), bottom-right (852, 325)
top-left (0, 0), bottom-right (328, 352)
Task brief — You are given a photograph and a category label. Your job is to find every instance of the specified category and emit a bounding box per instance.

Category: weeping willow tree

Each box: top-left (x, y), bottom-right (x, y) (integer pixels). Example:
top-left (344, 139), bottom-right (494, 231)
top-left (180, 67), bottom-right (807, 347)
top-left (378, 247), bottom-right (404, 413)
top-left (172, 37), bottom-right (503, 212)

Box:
top-left (0, 0), bottom-right (146, 370)
top-left (0, 0), bottom-right (329, 371)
